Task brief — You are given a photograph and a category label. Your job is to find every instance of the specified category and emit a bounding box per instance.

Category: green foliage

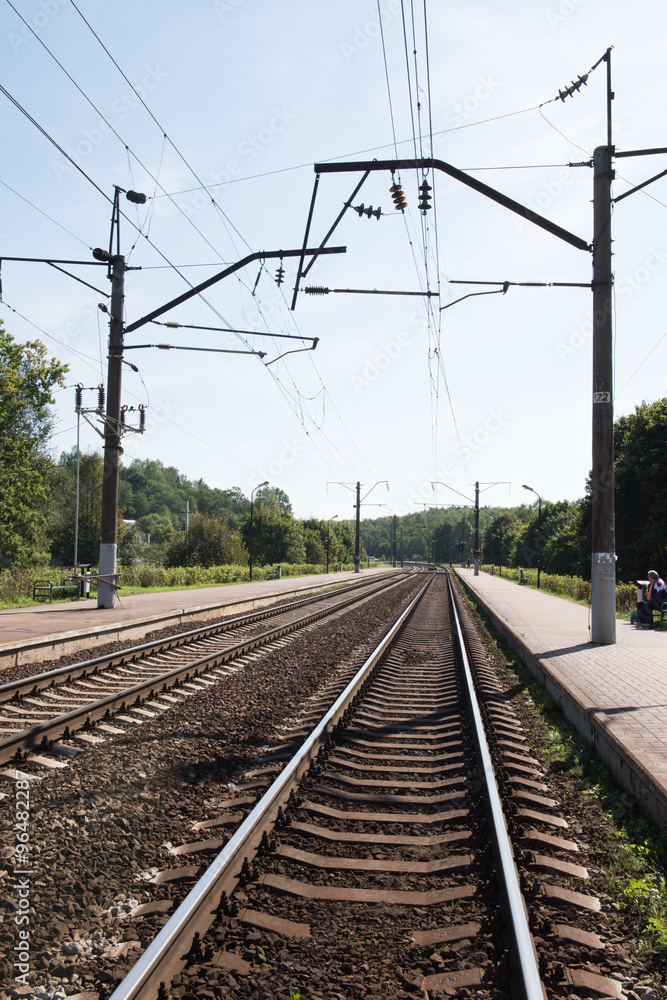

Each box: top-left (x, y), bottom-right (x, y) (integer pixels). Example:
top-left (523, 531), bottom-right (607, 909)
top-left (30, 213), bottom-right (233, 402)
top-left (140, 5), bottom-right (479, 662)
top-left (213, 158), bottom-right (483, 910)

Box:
top-left (165, 513), bottom-right (247, 568)
top-left (614, 398), bottom-right (667, 581)
top-left (253, 485), bottom-right (292, 514)
top-left (118, 458), bottom-right (249, 531)
top-left (241, 503), bottom-right (305, 566)
top-left (48, 448), bottom-right (104, 565)
top-left (118, 525), bottom-right (146, 567)
top-left (132, 512), bottom-right (175, 546)
top-left (480, 566), bottom-right (637, 611)
top-left (0, 566), bottom-right (77, 606)
top-left (119, 561), bottom-right (350, 589)
top-left (0, 323), bottom-right (68, 568)
top-left (511, 499), bottom-right (588, 577)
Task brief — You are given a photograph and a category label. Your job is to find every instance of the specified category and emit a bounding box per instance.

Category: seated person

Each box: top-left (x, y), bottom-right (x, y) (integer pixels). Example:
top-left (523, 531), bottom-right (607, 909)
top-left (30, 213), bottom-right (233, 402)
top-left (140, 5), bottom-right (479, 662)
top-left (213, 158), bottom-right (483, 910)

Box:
top-left (637, 570), bottom-right (667, 626)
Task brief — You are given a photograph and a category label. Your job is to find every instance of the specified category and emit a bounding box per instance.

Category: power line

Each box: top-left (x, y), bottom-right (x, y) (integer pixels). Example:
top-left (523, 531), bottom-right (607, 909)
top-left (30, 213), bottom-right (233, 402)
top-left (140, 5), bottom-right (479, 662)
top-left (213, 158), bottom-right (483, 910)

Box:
top-left (66, 0), bottom-right (251, 259)
top-left (0, 83), bottom-right (112, 203)
top-left (1, 298), bottom-right (109, 374)
top-left (0, 178), bottom-right (91, 248)
top-left (57, 4), bottom-right (372, 478)
top-left (2, 9), bottom-right (379, 489)
top-left (377, 0), bottom-right (399, 159)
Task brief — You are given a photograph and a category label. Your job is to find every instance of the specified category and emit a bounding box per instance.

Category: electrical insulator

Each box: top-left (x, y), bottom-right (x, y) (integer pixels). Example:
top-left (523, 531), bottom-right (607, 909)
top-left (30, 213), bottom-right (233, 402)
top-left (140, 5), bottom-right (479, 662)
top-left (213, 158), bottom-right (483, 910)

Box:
top-left (418, 179), bottom-right (432, 214)
top-left (120, 406), bottom-right (127, 426)
top-left (75, 383), bottom-right (83, 411)
top-left (558, 73), bottom-right (589, 102)
top-left (275, 265), bottom-right (285, 285)
top-left (92, 247), bottom-right (110, 262)
top-left (139, 405), bottom-right (146, 433)
top-left (126, 190), bottom-right (147, 204)
top-left (353, 203), bottom-right (382, 220)
top-left (97, 384), bottom-right (105, 413)
top-left (304, 286), bottom-right (330, 295)
top-left (389, 181), bottom-right (407, 211)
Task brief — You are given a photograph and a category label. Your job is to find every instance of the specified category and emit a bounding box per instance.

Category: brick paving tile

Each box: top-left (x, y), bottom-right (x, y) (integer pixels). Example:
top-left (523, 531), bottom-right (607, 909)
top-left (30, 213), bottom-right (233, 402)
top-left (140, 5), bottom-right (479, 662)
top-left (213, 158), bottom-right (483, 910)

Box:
top-left (0, 569), bottom-right (395, 649)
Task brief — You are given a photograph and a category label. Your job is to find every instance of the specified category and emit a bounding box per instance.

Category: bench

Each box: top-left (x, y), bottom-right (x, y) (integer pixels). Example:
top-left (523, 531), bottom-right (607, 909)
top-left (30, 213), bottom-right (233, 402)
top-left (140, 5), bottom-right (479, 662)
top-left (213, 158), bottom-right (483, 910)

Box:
top-left (33, 578), bottom-right (82, 602)
top-left (519, 569), bottom-right (530, 585)
top-left (657, 602), bottom-right (667, 630)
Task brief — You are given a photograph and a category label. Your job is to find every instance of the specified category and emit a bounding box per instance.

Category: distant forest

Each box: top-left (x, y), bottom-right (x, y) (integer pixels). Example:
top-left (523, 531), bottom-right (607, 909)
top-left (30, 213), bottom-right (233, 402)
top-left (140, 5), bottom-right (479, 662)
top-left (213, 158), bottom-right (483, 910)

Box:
top-left (2, 322), bottom-right (665, 582)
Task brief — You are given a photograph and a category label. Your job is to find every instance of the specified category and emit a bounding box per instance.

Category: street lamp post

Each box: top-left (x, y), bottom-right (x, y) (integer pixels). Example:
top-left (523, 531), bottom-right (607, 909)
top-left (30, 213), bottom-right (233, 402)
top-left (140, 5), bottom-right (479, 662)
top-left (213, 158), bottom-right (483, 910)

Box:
top-left (326, 515), bottom-right (338, 573)
top-left (249, 481), bottom-right (269, 582)
top-left (522, 484), bottom-right (542, 589)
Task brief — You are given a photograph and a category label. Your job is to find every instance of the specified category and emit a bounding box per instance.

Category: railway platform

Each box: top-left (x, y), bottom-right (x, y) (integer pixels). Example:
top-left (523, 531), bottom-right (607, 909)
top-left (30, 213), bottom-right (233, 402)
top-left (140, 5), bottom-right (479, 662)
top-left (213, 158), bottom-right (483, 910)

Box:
top-left (0, 567), bottom-right (397, 670)
top-left (455, 567), bottom-right (667, 827)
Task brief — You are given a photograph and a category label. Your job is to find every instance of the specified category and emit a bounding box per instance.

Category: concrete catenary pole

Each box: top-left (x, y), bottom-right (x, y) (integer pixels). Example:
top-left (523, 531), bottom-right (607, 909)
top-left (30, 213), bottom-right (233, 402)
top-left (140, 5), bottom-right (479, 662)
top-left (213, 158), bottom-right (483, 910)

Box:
top-left (97, 254), bottom-right (125, 609)
top-left (473, 481), bottom-right (480, 576)
top-left (590, 145), bottom-right (616, 645)
top-left (354, 481), bottom-right (361, 573)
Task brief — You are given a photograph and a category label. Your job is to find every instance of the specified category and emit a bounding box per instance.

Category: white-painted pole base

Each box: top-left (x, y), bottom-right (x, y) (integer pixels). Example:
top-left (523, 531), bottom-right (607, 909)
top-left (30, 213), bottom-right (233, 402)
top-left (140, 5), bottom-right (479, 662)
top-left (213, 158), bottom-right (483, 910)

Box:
top-left (97, 543), bottom-right (117, 609)
top-left (591, 552), bottom-right (616, 644)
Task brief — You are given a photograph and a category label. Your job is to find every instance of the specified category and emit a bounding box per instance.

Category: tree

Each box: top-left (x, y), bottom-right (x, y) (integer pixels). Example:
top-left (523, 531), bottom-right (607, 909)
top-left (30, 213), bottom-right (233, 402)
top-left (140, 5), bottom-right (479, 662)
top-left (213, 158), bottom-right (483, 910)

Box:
top-left (254, 485), bottom-right (293, 515)
top-left (303, 525), bottom-right (326, 565)
top-left (614, 398), bottom-right (667, 581)
top-left (118, 524), bottom-right (145, 567)
top-left (240, 505), bottom-right (305, 565)
top-left (165, 513), bottom-right (247, 567)
top-left (133, 512), bottom-right (175, 546)
top-left (48, 449), bottom-right (104, 565)
top-left (482, 513), bottom-right (518, 568)
top-left (118, 458), bottom-right (250, 531)
top-left (0, 324), bottom-right (68, 567)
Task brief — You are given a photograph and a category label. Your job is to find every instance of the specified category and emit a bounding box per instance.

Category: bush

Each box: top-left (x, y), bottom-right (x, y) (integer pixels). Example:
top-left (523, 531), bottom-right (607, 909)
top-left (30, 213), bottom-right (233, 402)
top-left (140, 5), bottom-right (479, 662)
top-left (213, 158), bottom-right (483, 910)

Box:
top-left (480, 566), bottom-right (637, 612)
top-left (0, 559), bottom-right (366, 606)
top-left (0, 566), bottom-right (81, 605)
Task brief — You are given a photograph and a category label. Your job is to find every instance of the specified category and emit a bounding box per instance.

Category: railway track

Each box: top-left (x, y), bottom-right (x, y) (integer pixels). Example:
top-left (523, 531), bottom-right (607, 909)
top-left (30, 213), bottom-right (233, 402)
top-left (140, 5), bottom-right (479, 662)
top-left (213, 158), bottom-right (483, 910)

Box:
top-left (0, 571), bottom-right (411, 770)
top-left (96, 570), bottom-right (628, 1000)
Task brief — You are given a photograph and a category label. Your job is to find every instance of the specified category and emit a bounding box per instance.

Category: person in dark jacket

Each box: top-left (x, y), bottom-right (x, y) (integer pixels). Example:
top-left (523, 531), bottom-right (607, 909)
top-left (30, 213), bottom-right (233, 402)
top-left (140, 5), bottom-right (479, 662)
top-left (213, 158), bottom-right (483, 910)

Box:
top-left (637, 570), bottom-right (667, 627)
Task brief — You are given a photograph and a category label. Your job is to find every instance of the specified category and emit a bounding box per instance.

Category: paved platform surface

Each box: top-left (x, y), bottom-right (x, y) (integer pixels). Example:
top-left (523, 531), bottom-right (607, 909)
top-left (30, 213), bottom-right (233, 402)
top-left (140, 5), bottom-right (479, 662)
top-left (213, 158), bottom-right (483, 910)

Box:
top-left (455, 568), bottom-right (667, 827)
top-left (0, 568), bottom-right (396, 667)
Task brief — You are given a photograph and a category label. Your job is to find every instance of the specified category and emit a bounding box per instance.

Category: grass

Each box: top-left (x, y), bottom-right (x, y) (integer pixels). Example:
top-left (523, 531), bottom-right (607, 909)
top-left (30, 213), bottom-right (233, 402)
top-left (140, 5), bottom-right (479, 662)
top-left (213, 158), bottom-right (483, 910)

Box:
top-left (0, 561), bottom-right (384, 610)
top-left (479, 564), bottom-right (638, 617)
top-left (458, 581), bottom-right (667, 978)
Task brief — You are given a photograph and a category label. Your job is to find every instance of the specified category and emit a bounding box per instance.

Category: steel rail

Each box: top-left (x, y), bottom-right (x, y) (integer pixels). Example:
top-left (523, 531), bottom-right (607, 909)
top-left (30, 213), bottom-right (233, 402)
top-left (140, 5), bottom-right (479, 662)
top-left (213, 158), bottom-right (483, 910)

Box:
top-left (107, 574), bottom-right (434, 1000)
top-left (0, 572), bottom-right (406, 704)
top-left (0, 573), bottom-right (413, 766)
top-left (446, 571), bottom-right (545, 1000)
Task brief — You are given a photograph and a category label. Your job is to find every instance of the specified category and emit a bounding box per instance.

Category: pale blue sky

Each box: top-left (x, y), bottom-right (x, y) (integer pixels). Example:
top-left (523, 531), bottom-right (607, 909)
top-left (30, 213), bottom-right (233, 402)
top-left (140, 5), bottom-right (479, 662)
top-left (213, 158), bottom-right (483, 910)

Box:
top-left (2, 0), bottom-right (666, 519)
